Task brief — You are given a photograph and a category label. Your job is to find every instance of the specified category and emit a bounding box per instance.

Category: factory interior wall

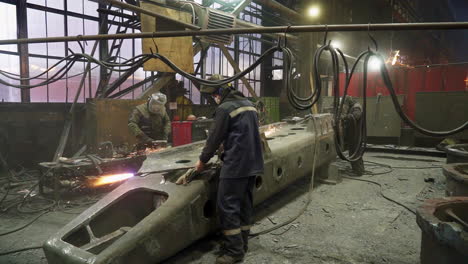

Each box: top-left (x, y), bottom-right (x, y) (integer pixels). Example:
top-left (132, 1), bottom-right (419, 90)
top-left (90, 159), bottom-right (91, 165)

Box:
top-left (0, 86), bottom-right (465, 167)
top-left (0, 103), bottom-right (86, 167)
top-left (337, 64), bottom-right (467, 120)
top-left (0, 101), bottom-right (216, 167)
top-left (320, 95), bottom-right (404, 138)
top-left (414, 91), bottom-right (468, 146)
top-left (332, 64), bottom-right (468, 145)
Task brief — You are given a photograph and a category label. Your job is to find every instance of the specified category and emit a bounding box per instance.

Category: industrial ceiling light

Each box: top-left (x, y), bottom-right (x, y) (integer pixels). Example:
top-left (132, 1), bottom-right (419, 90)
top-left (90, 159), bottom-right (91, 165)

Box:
top-left (368, 56), bottom-right (382, 71)
top-left (307, 6), bottom-right (320, 18)
top-left (330, 41), bottom-right (342, 50)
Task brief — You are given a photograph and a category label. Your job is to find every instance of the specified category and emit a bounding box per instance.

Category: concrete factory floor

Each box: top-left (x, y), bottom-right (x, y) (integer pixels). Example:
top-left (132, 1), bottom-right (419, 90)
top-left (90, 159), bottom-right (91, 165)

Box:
top-left (0, 151), bottom-right (446, 264)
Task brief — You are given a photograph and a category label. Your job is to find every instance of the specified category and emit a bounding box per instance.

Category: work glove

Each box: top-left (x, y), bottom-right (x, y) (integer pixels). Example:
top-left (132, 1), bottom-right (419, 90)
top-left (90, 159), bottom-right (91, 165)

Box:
top-left (135, 135), bottom-right (155, 151)
top-left (136, 133), bottom-right (154, 143)
top-left (175, 168), bottom-right (197, 185)
top-left (151, 140), bottom-right (168, 148)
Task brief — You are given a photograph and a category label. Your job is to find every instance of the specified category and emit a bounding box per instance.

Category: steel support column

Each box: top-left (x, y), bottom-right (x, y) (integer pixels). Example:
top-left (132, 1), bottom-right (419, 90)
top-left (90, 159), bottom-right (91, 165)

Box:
top-left (16, 0), bottom-right (30, 102)
top-left (218, 45), bottom-right (259, 100)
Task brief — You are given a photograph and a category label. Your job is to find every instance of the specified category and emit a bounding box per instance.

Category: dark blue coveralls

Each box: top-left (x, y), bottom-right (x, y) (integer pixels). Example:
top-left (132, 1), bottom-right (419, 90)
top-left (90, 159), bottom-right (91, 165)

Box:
top-left (199, 89), bottom-right (264, 257)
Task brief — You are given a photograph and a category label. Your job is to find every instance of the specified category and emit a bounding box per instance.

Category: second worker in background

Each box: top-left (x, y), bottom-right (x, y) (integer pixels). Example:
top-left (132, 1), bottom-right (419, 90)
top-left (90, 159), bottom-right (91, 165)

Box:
top-left (128, 92), bottom-right (171, 149)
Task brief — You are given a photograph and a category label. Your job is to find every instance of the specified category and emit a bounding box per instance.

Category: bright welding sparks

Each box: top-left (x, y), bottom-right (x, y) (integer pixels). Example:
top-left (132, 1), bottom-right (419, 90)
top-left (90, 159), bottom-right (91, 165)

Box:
top-left (144, 147), bottom-right (166, 155)
top-left (93, 173), bottom-right (134, 186)
top-left (391, 50), bottom-right (400, 65)
top-left (264, 125), bottom-right (280, 137)
top-left (128, 147), bottom-right (167, 157)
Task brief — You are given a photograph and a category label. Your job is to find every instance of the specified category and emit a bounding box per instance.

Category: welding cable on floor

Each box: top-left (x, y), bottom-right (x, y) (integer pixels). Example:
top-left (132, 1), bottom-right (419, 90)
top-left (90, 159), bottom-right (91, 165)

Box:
top-left (0, 180), bottom-right (11, 208)
top-left (335, 160), bottom-right (394, 176)
top-left (15, 177), bottom-right (56, 214)
top-left (0, 211), bottom-right (49, 236)
top-left (0, 246), bottom-right (43, 256)
top-left (365, 160), bottom-right (442, 170)
top-left (250, 116), bottom-right (320, 237)
top-left (342, 176), bottom-right (416, 215)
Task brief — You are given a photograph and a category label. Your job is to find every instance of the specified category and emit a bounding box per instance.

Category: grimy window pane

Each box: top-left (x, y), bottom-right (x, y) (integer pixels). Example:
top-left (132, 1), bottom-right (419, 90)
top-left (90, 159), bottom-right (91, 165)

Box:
top-left (0, 54), bottom-right (21, 102)
top-left (29, 56), bottom-right (48, 102)
top-left (0, 3), bottom-right (17, 53)
top-left (27, 8), bottom-right (47, 56)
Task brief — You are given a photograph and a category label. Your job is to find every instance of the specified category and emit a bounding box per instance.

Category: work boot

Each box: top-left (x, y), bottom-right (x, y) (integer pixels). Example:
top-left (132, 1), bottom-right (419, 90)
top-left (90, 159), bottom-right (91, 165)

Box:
top-left (217, 231), bottom-right (244, 259)
top-left (215, 254), bottom-right (244, 264)
top-left (216, 240), bottom-right (227, 256)
top-left (351, 158), bottom-right (365, 176)
top-left (241, 230), bottom-right (249, 252)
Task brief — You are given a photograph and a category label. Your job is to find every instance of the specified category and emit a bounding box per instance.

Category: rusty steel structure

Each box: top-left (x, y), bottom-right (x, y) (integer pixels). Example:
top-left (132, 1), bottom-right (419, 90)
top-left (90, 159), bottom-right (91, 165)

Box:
top-left (43, 114), bottom-right (337, 263)
top-left (443, 163), bottom-right (468, 197)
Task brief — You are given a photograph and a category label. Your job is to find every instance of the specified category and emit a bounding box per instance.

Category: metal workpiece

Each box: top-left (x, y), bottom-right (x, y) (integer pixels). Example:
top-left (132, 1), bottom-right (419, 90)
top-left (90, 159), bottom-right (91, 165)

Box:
top-left (416, 197), bottom-right (468, 264)
top-left (43, 114), bottom-right (336, 264)
top-left (443, 163), bottom-right (468, 196)
top-left (445, 144), bottom-right (468, 164)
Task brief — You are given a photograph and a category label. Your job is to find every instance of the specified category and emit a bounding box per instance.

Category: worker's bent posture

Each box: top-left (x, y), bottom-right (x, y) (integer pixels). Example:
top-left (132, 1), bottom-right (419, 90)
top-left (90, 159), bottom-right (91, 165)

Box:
top-left (197, 75), bottom-right (264, 264)
top-left (342, 96), bottom-right (365, 175)
top-left (128, 92), bottom-right (171, 146)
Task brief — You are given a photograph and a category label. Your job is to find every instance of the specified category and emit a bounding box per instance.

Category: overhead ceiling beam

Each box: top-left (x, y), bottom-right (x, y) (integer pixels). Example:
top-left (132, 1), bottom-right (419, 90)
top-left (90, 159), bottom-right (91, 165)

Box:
top-left (2, 22), bottom-right (468, 45)
top-left (253, 0), bottom-right (302, 21)
top-left (218, 44), bottom-right (259, 100)
top-left (96, 0), bottom-right (201, 30)
top-left (232, 0), bottom-right (252, 16)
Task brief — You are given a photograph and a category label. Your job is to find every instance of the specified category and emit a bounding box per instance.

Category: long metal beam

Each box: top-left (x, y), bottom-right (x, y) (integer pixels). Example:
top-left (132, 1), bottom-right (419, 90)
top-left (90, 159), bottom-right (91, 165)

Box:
top-left (97, 0), bottom-right (201, 30)
top-left (218, 45), bottom-right (259, 100)
top-left (232, 0), bottom-right (252, 16)
top-left (1, 22), bottom-right (468, 45)
top-left (165, 0), bottom-right (296, 41)
top-left (43, 115), bottom-right (337, 264)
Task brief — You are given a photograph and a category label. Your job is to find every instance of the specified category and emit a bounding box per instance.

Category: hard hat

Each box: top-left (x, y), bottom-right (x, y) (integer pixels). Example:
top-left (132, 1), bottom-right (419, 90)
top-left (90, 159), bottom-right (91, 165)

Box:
top-left (200, 74), bottom-right (224, 94)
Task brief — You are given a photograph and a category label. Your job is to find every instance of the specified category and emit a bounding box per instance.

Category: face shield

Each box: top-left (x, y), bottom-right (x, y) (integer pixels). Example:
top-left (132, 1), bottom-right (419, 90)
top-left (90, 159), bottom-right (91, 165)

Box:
top-left (148, 92), bottom-right (167, 114)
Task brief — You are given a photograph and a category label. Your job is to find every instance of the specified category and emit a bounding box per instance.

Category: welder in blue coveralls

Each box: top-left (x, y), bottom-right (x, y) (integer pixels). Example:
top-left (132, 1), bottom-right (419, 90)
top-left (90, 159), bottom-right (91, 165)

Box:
top-left (197, 74), bottom-right (264, 264)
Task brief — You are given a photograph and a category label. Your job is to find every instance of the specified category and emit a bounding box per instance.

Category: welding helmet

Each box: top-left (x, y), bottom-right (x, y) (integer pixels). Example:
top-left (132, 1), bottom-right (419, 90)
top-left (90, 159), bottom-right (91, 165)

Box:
top-left (148, 92), bottom-right (167, 114)
top-left (200, 74), bottom-right (228, 94)
top-left (339, 96), bottom-right (354, 106)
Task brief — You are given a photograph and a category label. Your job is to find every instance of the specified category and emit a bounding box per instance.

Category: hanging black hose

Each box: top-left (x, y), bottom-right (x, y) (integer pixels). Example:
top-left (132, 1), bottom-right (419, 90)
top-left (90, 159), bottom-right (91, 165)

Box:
top-left (0, 46), bottom-right (282, 90)
top-left (308, 40), bottom-right (468, 164)
top-left (1, 37), bottom-right (466, 137)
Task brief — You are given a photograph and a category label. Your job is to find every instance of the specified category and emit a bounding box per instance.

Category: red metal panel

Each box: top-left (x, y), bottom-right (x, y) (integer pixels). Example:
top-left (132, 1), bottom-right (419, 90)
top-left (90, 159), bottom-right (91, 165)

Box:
top-left (445, 65), bottom-right (467, 91)
top-left (171, 121), bottom-right (192, 147)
